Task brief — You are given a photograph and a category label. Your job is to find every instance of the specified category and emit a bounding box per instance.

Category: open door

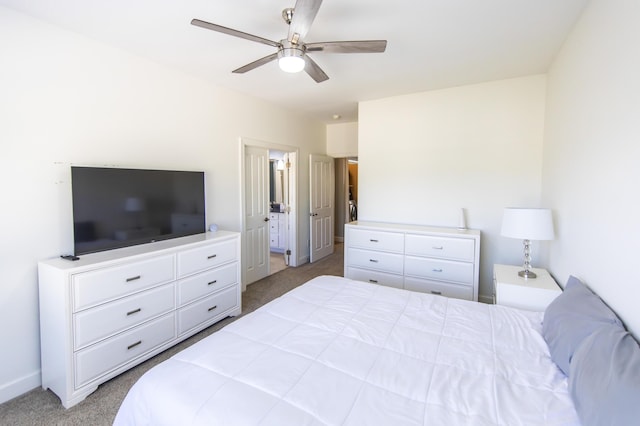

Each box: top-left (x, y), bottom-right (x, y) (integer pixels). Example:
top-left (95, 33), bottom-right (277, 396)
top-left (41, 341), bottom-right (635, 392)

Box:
top-left (244, 145), bottom-right (270, 284)
top-left (309, 154), bottom-right (334, 262)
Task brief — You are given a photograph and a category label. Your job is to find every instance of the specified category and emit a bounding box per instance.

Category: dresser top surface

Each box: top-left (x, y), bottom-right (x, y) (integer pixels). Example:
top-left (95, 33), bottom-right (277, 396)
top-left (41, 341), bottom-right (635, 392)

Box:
top-left (40, 231), bottom-right (240, 270)
top-left (346, 221), bottom-right (480, 237)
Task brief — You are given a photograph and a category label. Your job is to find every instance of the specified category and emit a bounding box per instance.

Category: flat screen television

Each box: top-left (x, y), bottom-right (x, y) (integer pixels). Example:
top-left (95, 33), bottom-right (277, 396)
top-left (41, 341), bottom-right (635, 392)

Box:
top-left (71, 166), bottom-right (206, 256)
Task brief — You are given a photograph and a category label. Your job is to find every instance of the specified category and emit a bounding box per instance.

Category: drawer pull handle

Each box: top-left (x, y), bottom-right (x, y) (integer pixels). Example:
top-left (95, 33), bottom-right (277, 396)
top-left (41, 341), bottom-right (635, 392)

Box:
top-left (431, 291), bottom-right (442, 295)
top-left (207, 254), bottom-right (217, 260)
top-left (127, 340), bottom-right (142, 350)
top-left (432, 246), bottom-right (444, 250)
top-left (368, 279), bottom-right (378, 283)
top-left (126, 275), bottom-right (141, 282)
top-left (369, 259), bottom-right (379, 263)
top-left (208, 280), bottom-right (218, 286)
top-left (369, 239), bottom-right (379, 243)
top-left (126, 308), bottom-right (141, 316)
top-left (432, 268), bottom-right (443, 273)
top-left (208, 305), bottom-right (218, 312)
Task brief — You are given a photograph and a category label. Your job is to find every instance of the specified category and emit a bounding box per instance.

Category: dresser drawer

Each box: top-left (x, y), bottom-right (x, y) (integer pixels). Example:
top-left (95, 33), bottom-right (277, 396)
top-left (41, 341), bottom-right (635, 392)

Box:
top-left (177, 238), bottom-right (238, 277)
top-left (347, 228), bottom-right (404, 253)
top-left (177, 262), bottom-right (238, 306)
top-left (404, 277), bottom-right (473, 301)
top-left (405, 234), bottom-right (475, 262)
top-left (74, 284), bottom-right (175, 350)
top-left (346, 267), bottom-right (404, 289)
top-left (75, 313), bottom-right (176, 388)
top-left (178, 286), bottom-right (238, 335)
top-left (347, 247), bottom-right (404, 274)
top-left (404, 256), bottom-right (474, 285)
top-left (73, 255), bottom-right (175, 311)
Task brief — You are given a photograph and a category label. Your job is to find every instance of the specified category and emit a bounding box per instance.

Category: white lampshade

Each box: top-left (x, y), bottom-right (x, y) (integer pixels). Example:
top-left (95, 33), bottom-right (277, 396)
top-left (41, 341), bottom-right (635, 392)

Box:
top-left (501, 208), bottom-right (554, 241)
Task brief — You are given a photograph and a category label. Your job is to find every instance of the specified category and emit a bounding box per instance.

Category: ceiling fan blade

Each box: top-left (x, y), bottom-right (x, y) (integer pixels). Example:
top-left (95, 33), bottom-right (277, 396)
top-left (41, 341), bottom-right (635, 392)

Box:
top-left (304, 55), bottom-right (329, 83)
top-left (232, 53), bottom-right (279, 74)
top-left (305, 40), bottom-right (387, 53)
top-left (191, 19), bottom-right (280, 48)
top-left (288, 0), bottom-right (323, 43)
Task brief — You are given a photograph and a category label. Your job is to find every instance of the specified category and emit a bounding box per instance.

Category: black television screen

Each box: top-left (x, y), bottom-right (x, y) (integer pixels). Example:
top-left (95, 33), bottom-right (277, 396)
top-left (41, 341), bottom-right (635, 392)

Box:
top-left (71, 166), bottom-right (206, 255)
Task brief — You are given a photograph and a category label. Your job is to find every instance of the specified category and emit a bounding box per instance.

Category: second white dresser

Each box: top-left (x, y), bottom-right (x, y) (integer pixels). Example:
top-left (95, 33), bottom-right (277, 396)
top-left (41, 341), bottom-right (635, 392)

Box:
top-left (344, 221), bottom-right (481, 301)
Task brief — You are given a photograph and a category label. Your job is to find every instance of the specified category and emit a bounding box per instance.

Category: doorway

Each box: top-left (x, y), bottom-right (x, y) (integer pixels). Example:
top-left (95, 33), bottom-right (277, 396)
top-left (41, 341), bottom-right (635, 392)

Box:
top-left (334, 157), bottom-right (358, 244)
top-left (241, 138), bottom-right (298, 290)
top-left (269, 151), bottom-right (289, 275)
top-left (347, 157), bottom-right (358, 222)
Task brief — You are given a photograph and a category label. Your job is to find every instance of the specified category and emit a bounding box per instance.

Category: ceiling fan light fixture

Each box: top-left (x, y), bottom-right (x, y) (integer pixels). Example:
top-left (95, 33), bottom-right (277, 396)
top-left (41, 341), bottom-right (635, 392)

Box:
top-left (192, 0), bottom-right (386, 83)
top-left (279, 55), bottom-right (305, 73)
top-left (278, 43), bottom-right (305, 73)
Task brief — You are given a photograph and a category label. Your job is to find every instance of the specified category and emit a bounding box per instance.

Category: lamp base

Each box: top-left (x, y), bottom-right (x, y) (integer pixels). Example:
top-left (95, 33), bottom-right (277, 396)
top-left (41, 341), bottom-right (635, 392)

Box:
top-left (518, 269), bottom-right (537, 279)
top-left (518, 239), bottom-right (537, 279)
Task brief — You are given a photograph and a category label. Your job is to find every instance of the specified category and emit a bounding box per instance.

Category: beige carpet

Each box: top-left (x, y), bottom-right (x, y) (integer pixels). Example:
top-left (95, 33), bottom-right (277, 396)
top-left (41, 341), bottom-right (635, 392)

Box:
top-left (270, 251), bottom-right (288, 274)
top-left (0, 243), bottom-right (343, 426)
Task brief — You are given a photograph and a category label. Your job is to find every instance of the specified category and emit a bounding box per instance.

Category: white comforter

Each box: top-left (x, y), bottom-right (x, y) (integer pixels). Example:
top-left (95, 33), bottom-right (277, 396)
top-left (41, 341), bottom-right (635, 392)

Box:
top-left (114, 275), bottom-right (579, 425)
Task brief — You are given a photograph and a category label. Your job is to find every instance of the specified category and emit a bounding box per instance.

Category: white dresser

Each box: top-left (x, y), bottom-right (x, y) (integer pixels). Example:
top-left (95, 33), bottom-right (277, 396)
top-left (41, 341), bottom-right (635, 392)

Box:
top-left (38, 231), bottom-right (241, 408)
top-left (269, 212), bottom-right (286, 252)
top-left (344, 221), bottom-right (481, 301)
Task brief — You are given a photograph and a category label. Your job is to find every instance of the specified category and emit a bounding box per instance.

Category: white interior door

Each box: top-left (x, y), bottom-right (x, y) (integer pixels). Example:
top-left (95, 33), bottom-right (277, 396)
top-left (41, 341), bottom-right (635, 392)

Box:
top-left (244, 146), bottom-right (270, 284)
top-left (309, 154), bottom-right (334, 263)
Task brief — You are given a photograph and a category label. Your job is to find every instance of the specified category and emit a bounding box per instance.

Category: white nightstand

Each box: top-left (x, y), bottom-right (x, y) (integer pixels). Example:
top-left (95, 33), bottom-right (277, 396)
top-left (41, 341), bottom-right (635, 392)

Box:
top-left (493, 264), bottom-right (562, 311)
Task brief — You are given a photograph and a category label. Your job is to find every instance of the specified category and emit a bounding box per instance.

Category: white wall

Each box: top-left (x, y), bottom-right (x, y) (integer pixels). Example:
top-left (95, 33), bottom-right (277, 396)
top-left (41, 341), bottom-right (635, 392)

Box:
top-left (326, 122), bottom-right (358, 158)
top-left (358, 75), bottom-right (548, 301)
top-left (0, 7), bottom-right (324, 403)
top-left (542, 0), bottom-right (640, 336)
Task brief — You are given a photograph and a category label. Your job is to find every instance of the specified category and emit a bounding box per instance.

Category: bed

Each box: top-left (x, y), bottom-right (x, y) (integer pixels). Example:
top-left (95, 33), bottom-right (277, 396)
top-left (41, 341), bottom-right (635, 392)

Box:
top-left (114, 275), bottom-right (638, 425)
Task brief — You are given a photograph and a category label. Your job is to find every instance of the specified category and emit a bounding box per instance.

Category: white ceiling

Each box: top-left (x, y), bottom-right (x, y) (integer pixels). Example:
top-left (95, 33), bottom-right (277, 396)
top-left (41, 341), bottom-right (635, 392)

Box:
top-left (2, 0), bottom-right (589, 123)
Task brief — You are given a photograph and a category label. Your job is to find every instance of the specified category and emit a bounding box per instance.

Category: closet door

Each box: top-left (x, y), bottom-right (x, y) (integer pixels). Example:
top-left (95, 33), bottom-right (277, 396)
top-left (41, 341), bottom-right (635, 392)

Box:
top-left (309, 154), bottom-right (334, 262)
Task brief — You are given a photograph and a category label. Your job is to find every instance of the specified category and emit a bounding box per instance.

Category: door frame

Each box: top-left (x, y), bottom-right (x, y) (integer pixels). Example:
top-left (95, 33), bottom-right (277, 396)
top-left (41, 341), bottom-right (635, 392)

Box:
top-left (240, 137), bottom-right (299, 289)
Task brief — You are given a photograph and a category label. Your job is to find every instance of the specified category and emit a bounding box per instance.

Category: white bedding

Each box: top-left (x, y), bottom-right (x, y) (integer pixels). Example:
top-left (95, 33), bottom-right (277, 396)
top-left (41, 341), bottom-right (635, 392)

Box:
top-left (114, 275), bottom-right (579, 425)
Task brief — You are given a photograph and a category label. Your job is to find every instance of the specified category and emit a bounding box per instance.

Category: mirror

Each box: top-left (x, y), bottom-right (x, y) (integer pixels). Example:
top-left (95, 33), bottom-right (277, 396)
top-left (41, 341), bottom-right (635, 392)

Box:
top-left (269, 159), bottom-right (284, 208)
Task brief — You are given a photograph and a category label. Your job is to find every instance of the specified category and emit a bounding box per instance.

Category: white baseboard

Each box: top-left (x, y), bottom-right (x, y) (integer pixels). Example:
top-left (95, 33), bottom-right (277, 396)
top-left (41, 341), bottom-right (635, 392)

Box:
top-left (334, 236), bottom-right (344, 243)
top-left (0, 370), bottom-right (41, 405)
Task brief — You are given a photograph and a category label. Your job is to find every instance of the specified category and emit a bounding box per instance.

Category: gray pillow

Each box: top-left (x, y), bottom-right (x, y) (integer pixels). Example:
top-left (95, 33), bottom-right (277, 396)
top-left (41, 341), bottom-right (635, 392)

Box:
top-left (569, 325), bottom-right (640, 426)
top-left (542, 275), bottom-right (623, 375)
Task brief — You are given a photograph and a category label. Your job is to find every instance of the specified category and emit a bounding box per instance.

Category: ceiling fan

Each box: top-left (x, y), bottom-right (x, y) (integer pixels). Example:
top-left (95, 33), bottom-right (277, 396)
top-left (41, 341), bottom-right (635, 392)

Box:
top-left (191, 0), bottom-right (387, 83)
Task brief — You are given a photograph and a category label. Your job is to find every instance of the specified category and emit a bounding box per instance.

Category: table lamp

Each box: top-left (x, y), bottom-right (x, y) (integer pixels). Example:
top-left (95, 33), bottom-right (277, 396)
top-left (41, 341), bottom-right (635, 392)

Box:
top-left (501, 208), bottom-right (554, 279)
